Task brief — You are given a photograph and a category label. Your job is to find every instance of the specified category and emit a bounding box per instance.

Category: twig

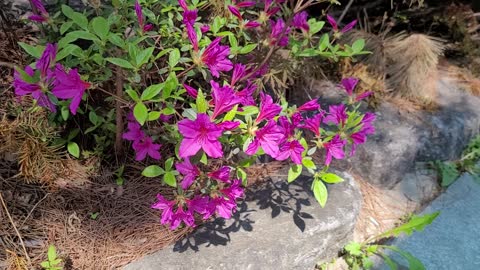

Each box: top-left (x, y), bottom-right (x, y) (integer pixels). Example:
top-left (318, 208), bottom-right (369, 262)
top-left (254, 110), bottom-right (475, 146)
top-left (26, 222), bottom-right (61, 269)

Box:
top-left (115, 66), bottom-right (125, 155)
top-left (20, 193), bottom-right (49, 228)
top-left (0, 192), bottom-right (32, 266)
top-left (95, 86), bottom-right (130, 105)
top-left (0, 61), bottom-right (15, 69)
top-left (338, 0), bottom-right (355, 25)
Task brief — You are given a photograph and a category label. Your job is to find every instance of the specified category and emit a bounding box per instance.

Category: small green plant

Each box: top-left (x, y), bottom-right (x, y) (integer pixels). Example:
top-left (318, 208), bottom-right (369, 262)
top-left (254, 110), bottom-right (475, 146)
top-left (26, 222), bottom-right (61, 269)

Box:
top-left (434, 135), bottom-right (480, 187)
top-left (323, 212), bottom-right (439, 270)
top-left (40, 245), bottom-right (62, 270)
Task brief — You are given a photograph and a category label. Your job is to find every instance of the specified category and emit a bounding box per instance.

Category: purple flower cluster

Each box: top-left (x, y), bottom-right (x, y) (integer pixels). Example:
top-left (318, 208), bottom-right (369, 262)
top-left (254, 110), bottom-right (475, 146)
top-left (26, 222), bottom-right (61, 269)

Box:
top-left (28, 0), bottom-right (49, 23)
top-left (13, 43), bottom-right (90, 115)
top-left (135, 0), bottom-right (154, 33)
top-left (123, 113), bottom-right (162, 161)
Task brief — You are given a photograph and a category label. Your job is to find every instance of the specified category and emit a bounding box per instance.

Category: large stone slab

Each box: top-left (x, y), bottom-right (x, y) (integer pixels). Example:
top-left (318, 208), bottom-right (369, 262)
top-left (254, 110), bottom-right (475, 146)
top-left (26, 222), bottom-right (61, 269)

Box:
top-left (377, 174), bottom-right (480, 270)
top-left (309, 79), bottom-right (480, 188)
top-left (124, 172), bottom-right (362, 270)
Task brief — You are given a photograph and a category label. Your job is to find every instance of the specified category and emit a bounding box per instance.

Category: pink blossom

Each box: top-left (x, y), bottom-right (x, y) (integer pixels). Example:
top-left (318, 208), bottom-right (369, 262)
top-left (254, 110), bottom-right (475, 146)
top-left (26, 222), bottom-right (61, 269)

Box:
top-left (176, 158), bottom-right (200, 189)
top-left (235, 83), bottom-right (256, 106)
top-left (122, 122), bottom-right (145, 141)
top-left (297, 98), bottom-right (320, 112)
top-left (171, 206), bottom-right (195, 229)
top-left (231, 63), bottom-right (247, 86)
top-left (220, 179), bottom-right (244, 200)
top-left (323, 104), bottom-right (347, 126)
top-left (183, 10), bottom-right (198, 51)
top-left (210, 81), bottom-right (242, 119)
top-left (228, 5), bottom-right (242, 20)
top-left (178, 113), bottom-right (223, 158)
top-left (278, 116), bottom-right (296, 140)
top-left (200, 38), bottom-right (233, 78)
top-left (151, 194), bottom-right (175, 224)
top-left (245, 21), bottom-right (262, 29)
top-left (28, 0), bottom-right (48, 22)
top-left (186, 195), bottom-right (212, 219)
top-left (178, 0), bottom-right (188, 10)
top-left (256, 92), bottom-right (282, 123)
top-left (361, 112), bottom-right (376, 134)
top-left (37, 43), bottom-right (57, 76)
top-left (341, 77), bottom-right (359, 96)
top-left (355, 91), bottom-right (373, 102)
top-left (135, 0), bottom-right (153, 33)
top-left (301, 112), bottom-right (324, 137)
top-left (201, 24), bottom-right (210, 33)
top-left (246, 120), bottom-right (284, 157)
top-left (132, 136), bottom-right (162, 161)
top-left (13, 66), bottom-right (56, 112)
top-left (183, 83), bottom-right (198, 98)
top-left (218, 121), bottom-right (240, 131)
top-left (275, 140), bottom-right (304, 164)
top-left (293, 11), bottom-right (309, 32)
top-left (208, 166), bottom-right (231, 182)
top-left (327, 14), bottom-right (357, 33)
top-left (323, 134), bottom-right (346, 165)
top-left (236, 1), bottom-right (256, 8)
top-left (52, 65), bottom-right (90, 115)
top-left (211, 196), bottom-right (237, 219)
top-left (269, 19), bottom-right (290, 47)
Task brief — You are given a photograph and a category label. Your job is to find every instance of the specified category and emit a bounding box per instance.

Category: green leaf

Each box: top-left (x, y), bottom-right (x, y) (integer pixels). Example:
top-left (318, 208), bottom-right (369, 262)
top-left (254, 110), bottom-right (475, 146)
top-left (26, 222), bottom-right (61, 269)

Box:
top-left (434, 161), bottom-right (460, 187)
top-left (67, 142), bottom-right (80, 158)
top-left (141, 83), bottom-right (163, 101)
top-left (133, 102), bottom-right (149, 125)
top-left (169, 48), bottom-right (181, 68)
top-left (66, 30), bottom-right (100, 42)
top-left (288, 164), bottom-right (303, 183)
top-left (236, 106), bottom-right (259, 116)
top-left (89, 111), bottom-right (99, 125)
top-left (313, 179), bottom-right (328, 207)
top-left (239, 44), bottom-right (257, 54)
top-left (148, 111), bottom-right (161, 121)
top-left (302, 158), bottom-right (316, 170)
top-left (344, 242), bottom-right (363, 256)
top-left (56, 44), bottom-right (82, 61)
top-left (309, 19), bottom-right (325, 34)
top-left (126, 89), bottom-right (140, 102)
top-left (61, 106), bottom-right (70, 121)
top-left (162, 73), bottom-right (178, 99)
top-left (223, 105), bottom-right (238, 121)
top-left (47, 245), bottom-right (57, 262)
top-left (106, 57), bottom-right (135, 70)
top-left (318, 34), bottom-right (330, 51)
top-left (384, 246), bottom-right (425, 270)
top-left (163, 171), bottom-right (177, 187)
top-left (352, 39), bottom-right (366, 53)
top-left (165, 157), bottom-right (175, 171)
top-left (379, 212), bottom-right (440, 239)
top-left (196, 89), bottom-right (208, 113)
top-left (379, 253), bottom-right (399, 270)
top-left (142, 165), bottom-right (165, 177)
top-left (91, 17), bottom-right (110, 40)
top-left (18, 42), bottom-right (44, 58)
top-left (40, 261), bottom-right (50, 268)
top-left (200, 152), bottom-right (208, 165)
top-left (60, 21), bottom-right (74, 35)
top-left (320, 173), bottom-right (344, 184)
top-left (237, 167), bottom-right (247, 186)
top-left (108, 34), bottom-right (126, 48)
top-left (136, 47), bottom-right (155, 67)
top-left (62, 5), bottom-right (88, 30)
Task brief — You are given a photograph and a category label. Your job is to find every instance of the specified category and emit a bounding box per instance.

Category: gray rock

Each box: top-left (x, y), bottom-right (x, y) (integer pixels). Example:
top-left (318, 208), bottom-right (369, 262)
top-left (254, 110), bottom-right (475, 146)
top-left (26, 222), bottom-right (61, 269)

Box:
top-left (124, 172), bottom-right (362, 270)
top-left (376, 174), bottom-right (480, 270)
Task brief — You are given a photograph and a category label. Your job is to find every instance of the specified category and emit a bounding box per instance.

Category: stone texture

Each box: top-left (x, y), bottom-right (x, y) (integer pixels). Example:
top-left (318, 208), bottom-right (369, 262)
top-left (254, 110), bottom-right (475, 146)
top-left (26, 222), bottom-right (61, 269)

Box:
top-left (309, 79), bottom-right (480, 188)
top-left (125, 172), bottom-right (362, 270)
top-left (377, 174), bottom-right (480, 270)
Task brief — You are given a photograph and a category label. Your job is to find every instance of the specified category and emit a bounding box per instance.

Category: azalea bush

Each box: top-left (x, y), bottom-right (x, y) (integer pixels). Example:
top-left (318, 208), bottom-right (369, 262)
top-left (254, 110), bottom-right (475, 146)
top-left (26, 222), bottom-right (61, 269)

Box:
top-left (13, 0), bottom-right (375, 230)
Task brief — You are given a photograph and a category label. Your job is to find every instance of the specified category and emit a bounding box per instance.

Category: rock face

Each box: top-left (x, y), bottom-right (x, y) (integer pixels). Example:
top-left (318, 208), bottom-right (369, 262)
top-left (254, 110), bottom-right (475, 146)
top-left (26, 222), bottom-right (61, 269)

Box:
top-left (310, 79), bottom-right (480, 188)
top-left (124, 172), bottom-right (362, 270)
top-left (377, 174), bottom-right (480, 270)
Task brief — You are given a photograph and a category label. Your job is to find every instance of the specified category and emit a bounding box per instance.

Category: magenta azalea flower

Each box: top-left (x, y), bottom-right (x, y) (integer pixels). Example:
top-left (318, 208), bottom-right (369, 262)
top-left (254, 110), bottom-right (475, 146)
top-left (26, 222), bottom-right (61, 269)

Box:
top-left (135, 0), bottom-right (153, 33)
top-left (246, 120), bottom-right (284, 157)
top-left (132, 136), bottom-right (162, 161)
top-left (178, 0), bottom-right (188, 10)
top-left (276, 140), bottom-right (304, 164)
top-left (176, 158), bottom-right (200, 189)
top-left (355, 91), bottom-right (374, 102)
top-left (220, 179), bottom-right (244, 200)
top-left (52, 65), bottom-right (91, 115)
top-left (37, 43), bottom-right (57, 76)
top-left (200, 38), bottom-right (233, 78)
top-left (228, 1), bottom-right (255, 20)
top-left (323, 134), bottom-right (346, 165)
top-left (201, 24), bottom-right (210, 33)
top-left (361, 112), bottom-right (376, 134)
top-left (235, 83), bottom-right (256, 106)
top-left (269, 19), bottom-right (291, 47)
top-left (341, 77), bottom-right (359, 96)
top-left (151, 194), bottom-right (175, 224)
top-left (210, 81), bottom-right (242, 119)
top-left (326, 14), bottom-right (357, 33)
top-left (122, 122), bottom-right (145, 141)
top-left (256, 92), bottom-right (282, 123)
top-left (13, 66), bottom-right (56, 112)
top-left (293, 11), bottom-right (309, 32)
top-left (297, 98), bottom-right (320, 112)
top-left (231, 63), bottom-right (246, 86)
top-left (218, 120), bottom-right (240, 131)
top-left (178, 113), bottom-right (223, 158)
top-left (245, 21), bottom-right (261, 29)
top-left (29, 0), bottom-right (49, 22)
top-left (171, 206), bottom-right (195, 229)
top-left (186, 195), bottom-right (212, 219)
top-left (183, 83), bottom-right (198, 98)
top-left (301, 112), bottom-right (324, 137)
top-left (278, 116), bottom-right (296, 140)
top-left (210, 196), bottom-right (237, 219)
top-left (228, 5), bottom-right (242, 20)
top-left (208, 166), bottom-right (231, 182)
top-left (323, 104), bottom-right (348, 127)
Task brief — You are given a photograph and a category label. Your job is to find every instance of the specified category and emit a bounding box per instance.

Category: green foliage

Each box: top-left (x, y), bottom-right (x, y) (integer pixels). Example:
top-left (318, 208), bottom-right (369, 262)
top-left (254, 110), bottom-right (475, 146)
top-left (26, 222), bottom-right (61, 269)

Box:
top-left (337, 212), bottom-right (440, 270)
top-left (434, 135), bottom-right (480, 187)
top-left (40, 245), bottom-right (62, 270)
